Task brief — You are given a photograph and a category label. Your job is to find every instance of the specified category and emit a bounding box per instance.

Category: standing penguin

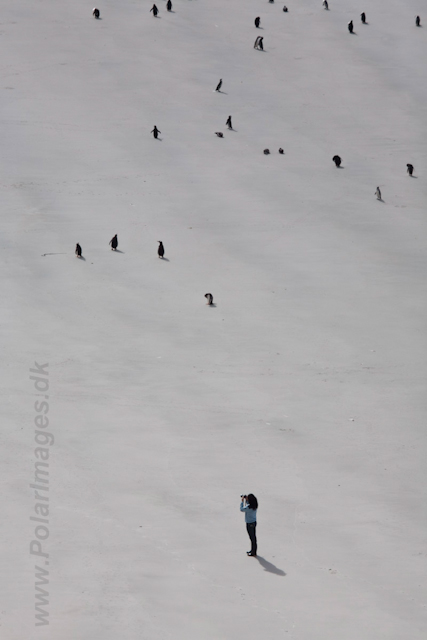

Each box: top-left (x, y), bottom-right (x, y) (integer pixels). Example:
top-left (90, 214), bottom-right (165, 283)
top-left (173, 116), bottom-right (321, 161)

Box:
top-left (109, 234), bottom-right (118, 250)
top-left (348, 20), bottom-right (354, 33)
top-left (323, 0), bottom-right (328, 9)
top-left (215, 79), bottom-right (223, 92)
top-left (226, 115), bottom-right (232, 130)
top-left (332, 155), bottom-right (342, 167)
top-left (151, 125), bottom-right (161, 139)
top-left (415, 16), bottom-right (421, 27)
top-left (375, 187), bottom-right (382, 200)
top-left (283, 6), bottom-right (288, 11)
top-left (360, 12), bottom-right (366, 24)
top-left (93, 8), bottom-right (100, 19)
top-left (166, 0), bottom-right (172, 11)
top-left (258, 37), bottom-right (264, 50)
top-left (205, 293), bottom-right (214, 305)
top-left (150, 4), bottom-right (159, 16)
top-left (158, 241), bottom-right (164, 258)
top-left (407, 164), bottom-right (414, 176)
top-left (75, 243), bottom-right (82, 258)
top-left (255, 16), bottom-right (261, 28)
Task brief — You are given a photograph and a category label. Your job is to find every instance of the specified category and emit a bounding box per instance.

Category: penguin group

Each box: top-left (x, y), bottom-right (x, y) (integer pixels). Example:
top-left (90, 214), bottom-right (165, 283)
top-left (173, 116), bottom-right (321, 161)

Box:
top-left (81, 2), bottom-right (421, 314)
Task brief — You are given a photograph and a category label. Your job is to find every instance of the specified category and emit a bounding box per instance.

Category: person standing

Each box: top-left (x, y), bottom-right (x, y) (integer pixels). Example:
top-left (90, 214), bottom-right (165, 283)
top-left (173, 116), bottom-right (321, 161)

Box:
top-left (240, 494), bottom-right (258, 557)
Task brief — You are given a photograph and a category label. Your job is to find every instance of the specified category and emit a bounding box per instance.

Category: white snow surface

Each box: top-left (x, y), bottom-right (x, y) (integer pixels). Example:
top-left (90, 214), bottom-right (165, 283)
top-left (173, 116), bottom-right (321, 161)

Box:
top-left (1, 0), bottom-right (427, 637)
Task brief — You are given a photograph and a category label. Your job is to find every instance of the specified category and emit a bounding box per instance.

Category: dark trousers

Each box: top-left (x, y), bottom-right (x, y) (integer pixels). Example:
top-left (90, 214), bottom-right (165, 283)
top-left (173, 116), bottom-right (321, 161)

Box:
top-left (246, 522), bottom-right (257, 555)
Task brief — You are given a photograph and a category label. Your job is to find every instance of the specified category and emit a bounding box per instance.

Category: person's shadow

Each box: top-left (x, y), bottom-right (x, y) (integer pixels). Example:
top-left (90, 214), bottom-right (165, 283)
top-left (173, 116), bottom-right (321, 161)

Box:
top-left (256, 556), bottom-right (286, 576)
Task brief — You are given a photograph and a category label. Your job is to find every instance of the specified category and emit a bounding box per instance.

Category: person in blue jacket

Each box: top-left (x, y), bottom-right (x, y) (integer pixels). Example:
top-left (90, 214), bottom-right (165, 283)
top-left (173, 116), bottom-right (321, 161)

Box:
top-left (240, 494), bottom-right (258, 556)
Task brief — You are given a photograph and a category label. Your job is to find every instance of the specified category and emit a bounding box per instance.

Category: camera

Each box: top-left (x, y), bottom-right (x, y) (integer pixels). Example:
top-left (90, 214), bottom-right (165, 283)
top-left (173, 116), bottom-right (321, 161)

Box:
top-left (241, 495), bottom-right (247, 499)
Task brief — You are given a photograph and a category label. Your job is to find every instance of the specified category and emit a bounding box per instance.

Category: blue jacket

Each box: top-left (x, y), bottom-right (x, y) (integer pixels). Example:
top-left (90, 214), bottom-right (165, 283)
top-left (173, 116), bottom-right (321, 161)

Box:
top-left (240, 501), bottom-right (257, 523)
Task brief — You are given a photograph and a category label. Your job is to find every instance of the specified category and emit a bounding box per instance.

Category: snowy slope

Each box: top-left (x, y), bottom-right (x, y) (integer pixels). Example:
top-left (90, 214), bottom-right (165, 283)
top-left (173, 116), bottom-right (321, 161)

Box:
top-left (1, 0), bottom-right (426, 638)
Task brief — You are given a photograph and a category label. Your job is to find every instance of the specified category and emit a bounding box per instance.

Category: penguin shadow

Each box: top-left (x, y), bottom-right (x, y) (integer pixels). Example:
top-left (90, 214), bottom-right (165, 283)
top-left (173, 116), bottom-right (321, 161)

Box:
top-left (207, 303), bottom-right (216, 307)
top-left (113, 249), bottom-right (125, 253)
top-left (377, 197), bottom-right (385, 203)
top-left (216, 90), bottom-right (228, 95)
top-left (255, 556), bottom-right (286, 576)
top-left (159, 257), bottom-right (170, 262)
top-left (409, 175), bottom-right (418, 178)
top-left (336, 165), bottom-right (344, 169)
top-left (77, 255), bottom-right (86, 261)
top-left (228, 127), bottom-right (238, 132)
top-left (154, 137), bottom-right (163, 141)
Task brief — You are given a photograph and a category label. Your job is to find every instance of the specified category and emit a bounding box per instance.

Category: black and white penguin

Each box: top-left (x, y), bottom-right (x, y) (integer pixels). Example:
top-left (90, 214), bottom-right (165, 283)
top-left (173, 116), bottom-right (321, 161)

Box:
top-left (93, 8), bottom-right (100, 19)
top-left (205, 293), bottom-right (214, 305)
top-left (278, 148), bottom-right (284, 154)
top-left (150, 4), bottom-right (159, 17)
top-left (226, 115), bottom-right (232, 129)
top-left (360, 12), bottom-right (366, 24)
top-left (407, 164), bottom-right (414, 176)
top-left (215, 132), bottom-right (224, 138)
top-left (264, 149), bottom-right (270, 155)
top-left (215, 79), bottom-right (222, 92)
top-left (375, 187), bottom-right (382, 200)
top-left (415, 16), bottom-right (421, 27)
top-left (323, 0), bottom-right (328, 10)
top-left (332, 155), bottom-right (341, 167)
top-left (348, 20), bottom-right (354, 33)
top-left (255, 16), bottom-right (261, 28)
top-left (257, 37), bottom-right (264, 50)
top-left (75, 243), bottom-right (82, 257)
top-left (158, 241), bottom-right (164, 258)
top-left (283, 6), bottom-right (288, 11)
top-left (166, 0), bottom-right (172, 11)
top-left (151, 125), bottom-right (161, 139)
top-left (109, 234), bottom-right (118, 250)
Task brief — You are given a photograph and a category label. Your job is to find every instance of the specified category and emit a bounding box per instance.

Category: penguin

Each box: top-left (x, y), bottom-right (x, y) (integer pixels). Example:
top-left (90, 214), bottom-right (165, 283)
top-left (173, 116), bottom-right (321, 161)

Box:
top-left (407, 164), bottom-right (414, 176)
top-left (269, 0), bottom-right (274, 3)
top-left (263, 149), bottom-right (270, 155)
top-left (278, 148), bottom-right (284, 154)
top-left (254, 36), bottom-right (260, 48)
top-left (255, 16), bottom-right (261, 28)
top-left (215, 132), bottom-right (224, 137)
top-left (226, 115), bottom-right (232, 129)
top-left (258, 37), bottom-right (264, 50)
top-left (150, 4), bottom-right (159, 17)
top-left (166, 0), bottom-right (172, 11)
top-left (283, 6), bottom-right (288, 12)
top-left (93, 8), bottom-right (100, 19)
top-left (215, 79), bottom-right (222, 92)
top-left (205, 293), bottom-right (214, 305)
top-left (109, 235), bottom-right (118, 250)
top-left (75, 243), bottom-right (82, 258)
top-left (360, 12), bottom-right (366, 24)
top-left (323, 0), bottom-right (328, 10)
top-left (332, 155), bottom-right (341, 167)
top-left (415, 16), bottom-right (421, 27)
top-left (348, 20), bottom-right (354, 33)
top-left (375, 187), bottom-right (381, 200)
top-left (151, 125), bottom-right (161, 139)
top-left (158, 241), bottom-right (164, 258)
